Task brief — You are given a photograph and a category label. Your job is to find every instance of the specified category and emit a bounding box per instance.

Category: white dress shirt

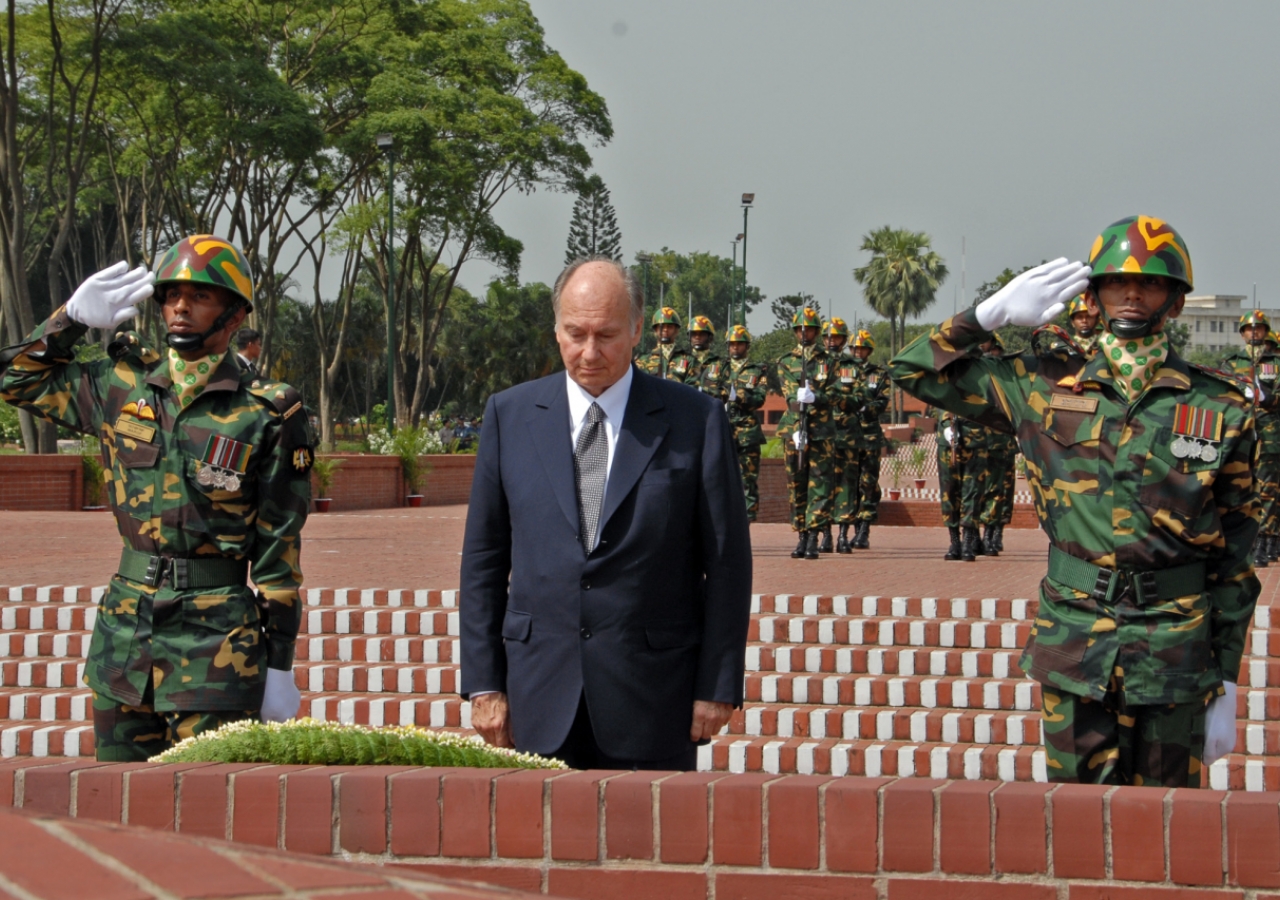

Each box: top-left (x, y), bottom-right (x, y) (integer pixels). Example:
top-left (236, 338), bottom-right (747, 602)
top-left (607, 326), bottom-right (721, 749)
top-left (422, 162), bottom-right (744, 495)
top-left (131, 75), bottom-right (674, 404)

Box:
top-left (566, 364), bottom-right (632, 486)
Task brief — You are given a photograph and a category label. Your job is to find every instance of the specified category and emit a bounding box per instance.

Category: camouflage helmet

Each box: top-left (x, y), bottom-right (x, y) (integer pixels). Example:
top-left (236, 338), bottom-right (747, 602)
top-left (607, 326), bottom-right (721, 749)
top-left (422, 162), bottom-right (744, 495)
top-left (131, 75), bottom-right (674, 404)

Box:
top-left (154, 235), bottom-right (254, 312)
top-left (791, 307), bottom-right (822, 329)
top-left (689, 315), bottom-right (715, 335)
top-left (727, 324), bottom-right (752, 343)
top-left (1067, 295), bottom-right (1090, 317)
top-left (1087, 216), bottom-right (1194, 292)
top-left (823, 317), bottom-right (850, 338)
top-left (852, 329), bottom-right (875, 350)
top-left (651, 306), bottom-right (681, 328)
top-left (1239, 310), bottom-right (1271, 332)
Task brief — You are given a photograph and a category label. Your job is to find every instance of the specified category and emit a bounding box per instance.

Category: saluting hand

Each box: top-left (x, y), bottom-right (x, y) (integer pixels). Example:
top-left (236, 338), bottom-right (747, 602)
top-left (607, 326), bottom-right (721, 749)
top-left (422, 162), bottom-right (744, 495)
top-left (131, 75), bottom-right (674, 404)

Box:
top-left (975, 258), bottom-right (1091, 331)
top-left (65, 261), bottom-right (155, 329)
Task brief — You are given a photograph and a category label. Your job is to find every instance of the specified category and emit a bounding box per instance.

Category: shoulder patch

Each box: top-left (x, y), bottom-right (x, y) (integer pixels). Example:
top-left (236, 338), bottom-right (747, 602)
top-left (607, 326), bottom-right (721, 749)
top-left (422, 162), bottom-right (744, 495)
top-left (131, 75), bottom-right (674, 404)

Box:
top-left (248, 381), bottom-right (314, 453)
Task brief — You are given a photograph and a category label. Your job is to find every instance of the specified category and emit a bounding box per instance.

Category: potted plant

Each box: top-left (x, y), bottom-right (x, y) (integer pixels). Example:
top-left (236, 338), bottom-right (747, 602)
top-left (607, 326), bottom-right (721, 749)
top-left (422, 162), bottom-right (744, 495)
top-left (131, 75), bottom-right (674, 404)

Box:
top-left (908, 445), bottom-right (928, 491)
top-left (81, 441), bottom-right (107, 511)
top-left (887, 453), bottom-right (903, 501)
top-left (311, 456), bottom-right (343, 513)
top-left (392, 424), bottom-right (430, 507)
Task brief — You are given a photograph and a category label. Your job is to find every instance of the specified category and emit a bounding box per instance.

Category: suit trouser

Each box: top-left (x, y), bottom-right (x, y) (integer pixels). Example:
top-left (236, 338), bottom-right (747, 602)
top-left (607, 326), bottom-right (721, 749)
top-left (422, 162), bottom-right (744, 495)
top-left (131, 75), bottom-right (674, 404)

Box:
top-left (551, 693), bottom-right (698, 771)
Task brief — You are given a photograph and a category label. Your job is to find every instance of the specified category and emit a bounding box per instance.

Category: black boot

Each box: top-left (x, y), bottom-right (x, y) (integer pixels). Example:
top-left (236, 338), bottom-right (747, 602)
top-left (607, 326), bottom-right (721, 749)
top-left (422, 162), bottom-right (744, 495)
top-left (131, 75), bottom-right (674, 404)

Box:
top-left (994, 523), bottom-right (1005, 553)
top-left (944, 526), bottom-right (962, 560)
top-left (836, 524), bottom-right (852, 554)
top-left (961, 526), bottom-right (979, 562)
top-left (804, 529), bottom-right (820, 560)
top-left (1269, 534), bottom-right (1279, 563)
top-left (983, 525), bottom-right (999, 557)
top-left (819, 525), bottom-right (834, 554)
top-left (853, 520), bottom-right (870, 549)
top-left (791, 530), bottom-right (808, 559)
top-left (1256, 534), bottom-right (1269, 568)
top-left (973, 525), bottom-right (986, 556)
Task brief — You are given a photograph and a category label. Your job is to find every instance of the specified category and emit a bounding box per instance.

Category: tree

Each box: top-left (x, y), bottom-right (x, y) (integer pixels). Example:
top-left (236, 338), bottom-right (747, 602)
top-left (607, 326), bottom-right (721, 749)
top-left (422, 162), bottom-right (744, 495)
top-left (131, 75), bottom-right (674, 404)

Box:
top-left (770, 293), bottom-right (819, 330)
top-left (630, 247), bottom-right (763, 353)
top-left (564, 174), bottom-right (620, 263)
top-left (853, 226), bottom-right (948, 421)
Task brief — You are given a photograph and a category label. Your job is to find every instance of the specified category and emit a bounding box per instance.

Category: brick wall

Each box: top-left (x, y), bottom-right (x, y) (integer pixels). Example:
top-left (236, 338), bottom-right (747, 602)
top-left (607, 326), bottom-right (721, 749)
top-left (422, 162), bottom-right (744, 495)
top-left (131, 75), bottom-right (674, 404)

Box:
top-left (1, 761), bottom-right (1271, 899)
top-left (0, 455), bottom-right (84, 511)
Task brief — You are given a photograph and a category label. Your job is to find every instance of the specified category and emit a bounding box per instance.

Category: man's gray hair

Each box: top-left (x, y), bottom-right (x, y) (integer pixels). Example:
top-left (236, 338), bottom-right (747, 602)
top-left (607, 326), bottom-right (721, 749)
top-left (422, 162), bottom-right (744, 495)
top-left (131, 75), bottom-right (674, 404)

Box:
top-left (553, 256), bottom-right (645, 326)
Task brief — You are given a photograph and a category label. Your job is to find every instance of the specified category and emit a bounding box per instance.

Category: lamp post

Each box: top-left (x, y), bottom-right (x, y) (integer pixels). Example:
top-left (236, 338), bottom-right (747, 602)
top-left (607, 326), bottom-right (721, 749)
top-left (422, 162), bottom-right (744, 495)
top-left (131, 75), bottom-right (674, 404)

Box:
top-left (376, 133), bottom-right (396, 430)
top-left (740, 194), bottom-right (754, 327)
top-left (731, 233), bottom-right (743, 330)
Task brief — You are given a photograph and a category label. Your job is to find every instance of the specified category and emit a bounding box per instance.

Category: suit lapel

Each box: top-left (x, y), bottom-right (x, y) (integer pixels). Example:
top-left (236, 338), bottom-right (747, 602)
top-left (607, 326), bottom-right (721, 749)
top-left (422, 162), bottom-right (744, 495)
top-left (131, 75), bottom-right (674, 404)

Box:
top-left (598, 370), bottom-right (669, 535)
top-left (526, 375), bottom-right (581, 534)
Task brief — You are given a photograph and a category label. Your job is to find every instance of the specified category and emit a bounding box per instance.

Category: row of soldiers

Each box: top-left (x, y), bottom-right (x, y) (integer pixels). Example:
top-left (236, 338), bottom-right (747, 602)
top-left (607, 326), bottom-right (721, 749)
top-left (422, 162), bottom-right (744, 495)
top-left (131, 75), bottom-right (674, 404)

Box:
top-left (635, 306), bottom-right (890, 559)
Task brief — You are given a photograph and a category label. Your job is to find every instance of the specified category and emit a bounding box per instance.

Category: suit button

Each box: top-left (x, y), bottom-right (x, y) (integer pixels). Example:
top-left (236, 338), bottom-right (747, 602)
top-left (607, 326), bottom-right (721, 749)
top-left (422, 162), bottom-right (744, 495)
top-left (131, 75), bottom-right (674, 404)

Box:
top-left (580, 628), bottom-right (592, 639)
top-left (581, 578), bottom-right (591, 590)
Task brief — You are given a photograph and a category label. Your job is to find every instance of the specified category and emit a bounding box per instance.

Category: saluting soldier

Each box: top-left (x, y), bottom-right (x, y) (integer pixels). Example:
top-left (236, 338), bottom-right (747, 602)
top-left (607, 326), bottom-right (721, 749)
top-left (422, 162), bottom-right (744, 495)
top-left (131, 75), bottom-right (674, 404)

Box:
top-left (0, 236), bottom-right (313, 760)
top-left (689, 315), bottom-right (729, 401)
top-left (1219, 310), bottom-right (1280, 567)
top-left (636, 307), bottom-right (697, 384)
top-left (848, 329), bottom-right (889, 548)
top-left (725, 325), bottom-right (768, 521)
top-left (890, 217), bottom-right (1258, 787)
top-left (1033, 295), bottom-right (1103, 360)
top-left (823, 318), bottom-right (865, 553)
top-left (775, 307), bottom-right (836, 560)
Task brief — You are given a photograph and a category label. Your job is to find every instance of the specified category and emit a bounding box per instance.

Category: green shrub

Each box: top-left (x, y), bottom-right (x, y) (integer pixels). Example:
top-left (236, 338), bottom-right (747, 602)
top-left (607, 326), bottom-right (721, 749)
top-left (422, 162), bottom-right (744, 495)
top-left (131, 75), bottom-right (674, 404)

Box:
top-left (151, 718), bottom-right (566, 768)
top-left (761, 436), bottom-right (784, 459)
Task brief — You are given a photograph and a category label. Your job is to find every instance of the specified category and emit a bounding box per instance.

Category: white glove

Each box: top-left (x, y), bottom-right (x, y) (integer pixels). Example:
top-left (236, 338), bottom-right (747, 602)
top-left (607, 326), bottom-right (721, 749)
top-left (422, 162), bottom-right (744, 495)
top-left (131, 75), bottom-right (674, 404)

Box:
top-left (1203, 680), bottom-right (1238, 766)
top-left (943, 427), bottom-right (955, 443)
top-left (261, 667), bottom-right (302, 723)
top-left (796, 381), bottom-right (815, 405)
top-left (729, 384), bottom-right (737, 402)
top-left (974, 258), bottom-right (1091, 331)
top-left (65, 261), bottom-right (155, 329)
top-left (792, 430), bottom-right (807, 450)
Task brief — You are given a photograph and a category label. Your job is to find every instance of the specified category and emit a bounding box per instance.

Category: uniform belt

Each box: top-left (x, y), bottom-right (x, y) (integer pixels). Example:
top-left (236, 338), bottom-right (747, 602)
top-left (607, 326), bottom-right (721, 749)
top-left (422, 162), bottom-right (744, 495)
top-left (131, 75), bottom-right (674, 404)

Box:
top-left (1046, 545), bottom-right (1206, 605)
top-left (118, 548), bottom-right (248, 590)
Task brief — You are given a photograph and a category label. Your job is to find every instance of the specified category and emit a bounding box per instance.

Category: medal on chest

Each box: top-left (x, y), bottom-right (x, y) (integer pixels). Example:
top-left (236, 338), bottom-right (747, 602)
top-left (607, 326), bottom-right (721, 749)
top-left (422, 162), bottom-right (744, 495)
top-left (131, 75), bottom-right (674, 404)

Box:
top-left (1260, 363), bottom-right (1278, 383)
top-left (839, 367), bottom-right (853, 384)
top-left (1171, 403), bottom-right (1224, 463)
top-left (197, 434), bottom-right (252, 491)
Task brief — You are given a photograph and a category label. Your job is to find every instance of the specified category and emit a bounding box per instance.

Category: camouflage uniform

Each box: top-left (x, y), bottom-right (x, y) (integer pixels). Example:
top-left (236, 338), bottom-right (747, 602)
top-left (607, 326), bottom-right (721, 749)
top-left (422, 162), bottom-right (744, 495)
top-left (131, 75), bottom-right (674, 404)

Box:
top-left (830, 352), bottom-right (866, 528)
top-left (935, 408), bottom-right (987, 560)
top-left (1219, 336), bottom-right (1280, 564)
top-left (636, 344), bottom-right (697, 385)
top-left (775, 340), bottom-right (836, 537)
top-left (977, 342), bottom-right (1019, 554)
top-left (851, 356), bottom-right (889, 527)
top-left (892, 294), bottom-right (1260, 787)
top-left (1, 243), bottom-right (313, 761)
top-left (691, 348), bottom-right (730, 402)
top-left (725, 332), bottom-right (768, 521)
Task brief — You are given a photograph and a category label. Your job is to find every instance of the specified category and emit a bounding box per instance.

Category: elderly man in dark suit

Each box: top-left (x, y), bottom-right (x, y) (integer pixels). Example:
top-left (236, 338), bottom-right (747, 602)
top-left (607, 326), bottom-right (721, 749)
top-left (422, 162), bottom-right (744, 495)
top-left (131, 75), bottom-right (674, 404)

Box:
top-left (460, 257), bottom-right (752, 770)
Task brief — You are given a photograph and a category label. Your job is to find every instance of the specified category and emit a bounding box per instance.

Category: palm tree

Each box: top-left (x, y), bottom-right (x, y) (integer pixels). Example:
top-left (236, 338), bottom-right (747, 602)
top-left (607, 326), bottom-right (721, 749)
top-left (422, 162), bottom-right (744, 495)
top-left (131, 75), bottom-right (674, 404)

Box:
top-left (853, 226), bottom-right (948, 422)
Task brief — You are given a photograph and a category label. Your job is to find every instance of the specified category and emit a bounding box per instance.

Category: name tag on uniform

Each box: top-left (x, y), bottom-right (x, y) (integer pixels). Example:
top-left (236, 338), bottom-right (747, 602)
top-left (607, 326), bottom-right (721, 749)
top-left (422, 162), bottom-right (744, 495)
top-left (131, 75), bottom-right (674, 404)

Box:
top-left (1049, 394), bottom-right (1099, 414)
top-left (115, 416), bottom-right (156, 443)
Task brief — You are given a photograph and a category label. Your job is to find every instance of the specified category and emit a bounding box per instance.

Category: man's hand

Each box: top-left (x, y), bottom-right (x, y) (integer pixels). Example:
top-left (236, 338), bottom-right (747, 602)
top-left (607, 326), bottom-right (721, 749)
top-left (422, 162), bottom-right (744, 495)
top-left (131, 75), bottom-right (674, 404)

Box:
top-left (472, 692), bottom-right (515, 748)
top-left (690, 700), bottom-right (733, 742)
top-left (796, 381), bottom-right (815, 405)
top-left (65, 261), bottom-right (155, 329)
top-left (1203, 681), bottom-right (1238, 766)
top-left (974, 258), bottom-right (1090, 331)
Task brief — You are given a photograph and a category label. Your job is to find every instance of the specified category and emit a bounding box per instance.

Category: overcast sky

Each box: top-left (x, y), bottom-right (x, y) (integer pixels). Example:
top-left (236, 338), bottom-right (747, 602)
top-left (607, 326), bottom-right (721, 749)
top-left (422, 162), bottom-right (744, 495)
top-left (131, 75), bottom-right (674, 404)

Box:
top-left (462, 0), bottom-right (1280, 334)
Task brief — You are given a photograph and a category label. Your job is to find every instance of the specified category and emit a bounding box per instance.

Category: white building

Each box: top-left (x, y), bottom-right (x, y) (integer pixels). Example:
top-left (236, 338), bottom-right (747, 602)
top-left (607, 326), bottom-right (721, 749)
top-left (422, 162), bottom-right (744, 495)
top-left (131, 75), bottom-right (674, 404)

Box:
top-left (1178, 294), bottom-right (1279, 354)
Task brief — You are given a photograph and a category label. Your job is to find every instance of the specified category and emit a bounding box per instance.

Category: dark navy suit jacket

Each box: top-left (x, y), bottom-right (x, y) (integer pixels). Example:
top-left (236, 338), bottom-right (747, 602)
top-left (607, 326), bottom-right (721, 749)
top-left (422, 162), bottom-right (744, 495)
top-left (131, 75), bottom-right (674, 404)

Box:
top-left (459, 366), bottom-right (752, 760)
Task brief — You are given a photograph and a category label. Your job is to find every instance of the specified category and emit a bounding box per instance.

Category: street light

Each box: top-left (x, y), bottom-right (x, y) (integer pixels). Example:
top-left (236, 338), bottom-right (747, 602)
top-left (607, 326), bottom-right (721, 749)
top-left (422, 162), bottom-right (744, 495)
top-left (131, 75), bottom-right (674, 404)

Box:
top-left (731, 235), bottom-right (742, 332)
top-left (740, 194), bottom-right (754, 328)
top-left (376, 133), bottom-right (396, 430)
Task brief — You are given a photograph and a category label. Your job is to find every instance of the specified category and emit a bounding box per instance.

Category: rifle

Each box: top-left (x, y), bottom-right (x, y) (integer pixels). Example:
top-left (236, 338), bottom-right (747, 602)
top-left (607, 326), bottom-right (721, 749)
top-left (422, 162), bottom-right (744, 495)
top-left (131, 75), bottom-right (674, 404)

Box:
top-left (797, 346), bottom-right (811, 475)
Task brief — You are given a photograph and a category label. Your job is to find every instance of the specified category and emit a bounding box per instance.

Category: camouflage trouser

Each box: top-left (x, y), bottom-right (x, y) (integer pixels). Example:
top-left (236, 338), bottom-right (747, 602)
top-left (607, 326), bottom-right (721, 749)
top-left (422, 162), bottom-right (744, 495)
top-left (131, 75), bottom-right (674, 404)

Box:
top-left (997, 457), bottom-right (1017, 524)
top-left (855, 443), bottom-right (882, 523)
top-left (831, 442), bottom-right (862, 525)
top-left (783, 438), bottom-right (835, 531)
top-left (1040, 680), bottom-right (1208, 788)
top-left (980, 451), bottom-right (1017, 525)
top-left (1258, 453), bottom-right (1280, 536)
top-left (937, 444), bottom-right (983, 528)
top-left (91, 690), bottom-right (256, 762)
top-left (736, 442), bottom-right (761, 522)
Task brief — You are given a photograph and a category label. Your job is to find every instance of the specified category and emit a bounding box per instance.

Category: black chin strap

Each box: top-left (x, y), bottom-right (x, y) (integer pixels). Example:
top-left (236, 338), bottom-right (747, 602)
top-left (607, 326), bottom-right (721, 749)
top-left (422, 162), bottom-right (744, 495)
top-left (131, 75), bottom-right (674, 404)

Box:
top-left (1102, 292), bottom-right (1181, 341)
top-left (167, 303), bottom-right (243, 353)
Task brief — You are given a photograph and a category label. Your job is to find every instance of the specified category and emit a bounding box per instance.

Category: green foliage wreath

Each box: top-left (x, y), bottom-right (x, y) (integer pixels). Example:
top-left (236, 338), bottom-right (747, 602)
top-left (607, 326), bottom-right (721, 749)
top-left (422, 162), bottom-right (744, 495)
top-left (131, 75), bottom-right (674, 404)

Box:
top-left (150, 718), bottom-right (565, 769)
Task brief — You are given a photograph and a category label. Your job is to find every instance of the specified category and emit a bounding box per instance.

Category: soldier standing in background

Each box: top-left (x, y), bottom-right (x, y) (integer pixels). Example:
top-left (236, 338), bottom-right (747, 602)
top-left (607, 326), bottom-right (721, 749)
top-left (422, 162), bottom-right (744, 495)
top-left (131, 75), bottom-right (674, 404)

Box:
top-left (824, 318), bottom-right (865, 553)
top-left (1220, 310), bottom-right (1280, 566)
top-left (978, 333), bottom-right (1017, 555)
top-left (775, 307), bottom-right (835, 560)
top-left (0, 236), bottom-right (312, 760)
top-left (891, 217), bottom-right (1257, 787)
top-left (1033, 296), bottom-right (1102, 360)
top-left (935, 403), bottom-right (988, 561)
top-left (725, 325), bottom-right (768, 521)
top-left (636, 306), bottom-right (697, 384)
top-left (689, 316), bottom-right (729, 401)
top-left (848, 329), bottom-right (889, 548)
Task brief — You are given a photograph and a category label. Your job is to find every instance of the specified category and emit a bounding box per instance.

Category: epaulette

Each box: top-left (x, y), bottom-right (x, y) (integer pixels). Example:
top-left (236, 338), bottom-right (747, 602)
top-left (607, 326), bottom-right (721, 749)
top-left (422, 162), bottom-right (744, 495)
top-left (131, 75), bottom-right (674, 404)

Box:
top-left (1188, 363), bottom-right (1252, 396)
top-left (106, 331), bottom-right (162, 366)
top-left (248, 380), bottom-right (314, 471)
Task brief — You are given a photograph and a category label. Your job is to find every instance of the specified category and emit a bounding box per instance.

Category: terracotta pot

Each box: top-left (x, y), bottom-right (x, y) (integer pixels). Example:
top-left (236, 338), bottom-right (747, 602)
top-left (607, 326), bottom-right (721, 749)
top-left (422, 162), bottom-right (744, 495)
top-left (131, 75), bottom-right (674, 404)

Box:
top-left (314, 498), bottom-right (332, 513)
top-left (81, 505), bottom-right (108, 512)
top-left (406, 494), bottom-right (424, 508)
top-left (887, 489), bottom-right (902, 501)
top-left (913, 479), bottom-right (927, 490)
